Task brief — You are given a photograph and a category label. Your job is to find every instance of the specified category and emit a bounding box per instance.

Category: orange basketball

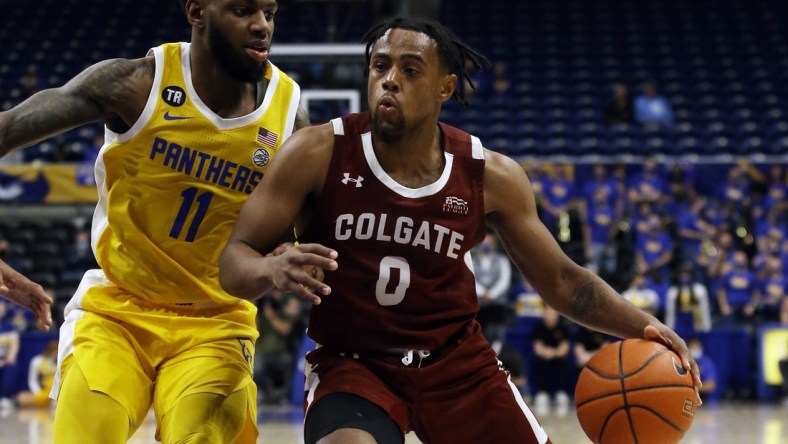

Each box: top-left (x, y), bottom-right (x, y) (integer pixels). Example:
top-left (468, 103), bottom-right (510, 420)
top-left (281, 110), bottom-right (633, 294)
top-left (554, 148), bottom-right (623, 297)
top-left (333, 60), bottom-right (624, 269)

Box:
top-left (574, 339), bottom-right (698, 444)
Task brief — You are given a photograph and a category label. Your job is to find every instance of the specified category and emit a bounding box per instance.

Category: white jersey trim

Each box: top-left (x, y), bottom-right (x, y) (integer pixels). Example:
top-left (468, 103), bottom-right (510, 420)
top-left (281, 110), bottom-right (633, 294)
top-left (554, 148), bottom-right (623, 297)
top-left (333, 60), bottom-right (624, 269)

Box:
top-left (361, 132), bottom-right (453, 198)
top-left (181, 43), bottom-right (279, 130)
top-left (50, 269), bottom-right (111, 400)
top-left (331, 118), bottom-right (345, 135)
top-left (470, 135), bottom-right (485, 160)
top-left (283, 81), bottom-right (301, 139)
top-left (92, 44), bottom-right (165, 252)
top-left (504, 363), bottom-right (549, 443)
top-left (106, 46), bottom-right (164, 144)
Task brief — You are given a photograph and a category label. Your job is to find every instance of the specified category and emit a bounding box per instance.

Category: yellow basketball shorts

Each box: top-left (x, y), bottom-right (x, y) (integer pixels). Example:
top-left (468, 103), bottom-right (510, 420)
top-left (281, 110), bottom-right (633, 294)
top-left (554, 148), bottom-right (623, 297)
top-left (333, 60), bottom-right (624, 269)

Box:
top-left (52, 274), bottom-right (259, 441)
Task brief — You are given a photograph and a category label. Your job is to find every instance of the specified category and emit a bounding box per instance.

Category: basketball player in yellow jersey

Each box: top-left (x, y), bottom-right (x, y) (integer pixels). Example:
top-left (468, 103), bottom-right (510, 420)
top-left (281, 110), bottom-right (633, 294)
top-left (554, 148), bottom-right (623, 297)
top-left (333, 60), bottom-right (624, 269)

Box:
top-left (0, 1), bottom-right (338, 442)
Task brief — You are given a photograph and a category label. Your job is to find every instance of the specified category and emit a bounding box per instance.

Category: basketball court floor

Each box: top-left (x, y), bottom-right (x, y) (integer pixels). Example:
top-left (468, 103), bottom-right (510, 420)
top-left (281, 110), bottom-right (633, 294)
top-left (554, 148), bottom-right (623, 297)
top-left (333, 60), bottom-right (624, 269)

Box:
top-left (1, 402), bottom-right (785, 443)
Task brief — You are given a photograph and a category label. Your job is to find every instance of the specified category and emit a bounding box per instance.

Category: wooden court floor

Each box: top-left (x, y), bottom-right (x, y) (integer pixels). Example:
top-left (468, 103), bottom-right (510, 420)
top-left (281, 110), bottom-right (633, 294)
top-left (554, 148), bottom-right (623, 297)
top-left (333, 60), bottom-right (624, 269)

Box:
top-left (0, 402), bottom-right (785, 443)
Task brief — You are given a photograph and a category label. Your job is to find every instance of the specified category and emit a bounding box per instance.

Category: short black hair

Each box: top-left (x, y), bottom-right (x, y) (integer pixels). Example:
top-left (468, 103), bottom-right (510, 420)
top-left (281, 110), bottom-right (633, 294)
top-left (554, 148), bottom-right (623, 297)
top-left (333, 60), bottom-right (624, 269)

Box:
top-left (361, 17), bottom-right (491, 108)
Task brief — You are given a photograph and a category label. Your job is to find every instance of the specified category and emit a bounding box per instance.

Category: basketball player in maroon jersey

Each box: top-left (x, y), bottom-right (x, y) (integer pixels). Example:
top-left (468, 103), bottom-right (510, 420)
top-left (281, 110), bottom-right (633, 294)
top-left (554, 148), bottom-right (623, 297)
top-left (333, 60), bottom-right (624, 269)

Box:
top-left (220, 17), bottom-right (702, 444)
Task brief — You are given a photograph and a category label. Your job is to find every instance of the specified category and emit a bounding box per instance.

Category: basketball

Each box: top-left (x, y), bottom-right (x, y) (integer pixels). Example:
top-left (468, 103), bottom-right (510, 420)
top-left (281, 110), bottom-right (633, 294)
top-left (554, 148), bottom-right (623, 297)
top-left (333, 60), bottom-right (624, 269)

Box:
top-left (574, 339), bottom-right (698, 444)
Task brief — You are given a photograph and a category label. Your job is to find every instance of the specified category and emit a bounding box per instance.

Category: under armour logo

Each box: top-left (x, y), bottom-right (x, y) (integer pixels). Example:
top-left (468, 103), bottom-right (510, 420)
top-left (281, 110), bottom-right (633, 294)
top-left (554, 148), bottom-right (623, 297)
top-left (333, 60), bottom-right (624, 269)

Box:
top-left (342, 173), bottom-right (364, 187)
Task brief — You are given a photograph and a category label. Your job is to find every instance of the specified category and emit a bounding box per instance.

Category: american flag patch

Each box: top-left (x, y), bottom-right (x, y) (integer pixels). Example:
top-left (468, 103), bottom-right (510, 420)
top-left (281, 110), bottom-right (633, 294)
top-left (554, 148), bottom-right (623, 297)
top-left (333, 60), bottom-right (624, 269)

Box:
top-left (256, 127), bottom-right (279, 147)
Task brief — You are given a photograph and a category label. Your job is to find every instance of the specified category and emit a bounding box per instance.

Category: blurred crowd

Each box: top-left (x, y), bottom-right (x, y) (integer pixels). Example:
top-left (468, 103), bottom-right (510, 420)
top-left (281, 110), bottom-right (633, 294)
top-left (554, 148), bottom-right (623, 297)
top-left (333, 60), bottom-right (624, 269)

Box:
top-left (472, 159), bottom-right (787, 411)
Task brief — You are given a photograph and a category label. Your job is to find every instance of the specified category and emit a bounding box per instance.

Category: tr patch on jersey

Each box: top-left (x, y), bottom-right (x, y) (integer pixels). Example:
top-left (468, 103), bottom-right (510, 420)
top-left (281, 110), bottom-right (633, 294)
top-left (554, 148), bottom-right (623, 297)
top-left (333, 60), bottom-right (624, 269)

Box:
top-left (162, 86), bottom-right (187, 107)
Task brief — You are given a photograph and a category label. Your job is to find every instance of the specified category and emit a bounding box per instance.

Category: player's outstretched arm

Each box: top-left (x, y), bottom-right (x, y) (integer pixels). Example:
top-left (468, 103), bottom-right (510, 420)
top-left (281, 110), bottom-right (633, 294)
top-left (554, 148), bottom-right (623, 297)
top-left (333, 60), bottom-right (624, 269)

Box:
top-left (0, 57), bottom-right (153, 156)
top-left (0, 259), bottom-right (53, 332)
top-left (219, 123), bottom-right (338, 304)
top-left (483, 150), bottom-right (701, 391)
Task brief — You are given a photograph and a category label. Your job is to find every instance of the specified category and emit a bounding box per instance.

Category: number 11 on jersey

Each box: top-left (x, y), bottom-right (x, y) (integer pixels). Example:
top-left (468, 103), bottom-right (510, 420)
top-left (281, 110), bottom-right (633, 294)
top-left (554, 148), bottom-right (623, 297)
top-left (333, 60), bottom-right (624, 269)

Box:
top-left (170, 187), bottom-right (213, 242)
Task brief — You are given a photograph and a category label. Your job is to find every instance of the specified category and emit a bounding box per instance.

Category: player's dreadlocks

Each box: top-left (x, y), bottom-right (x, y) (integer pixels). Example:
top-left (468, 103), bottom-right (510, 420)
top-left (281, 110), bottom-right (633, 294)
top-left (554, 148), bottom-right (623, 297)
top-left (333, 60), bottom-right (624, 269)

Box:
top-left (362, 17), bottom-right (491, 108)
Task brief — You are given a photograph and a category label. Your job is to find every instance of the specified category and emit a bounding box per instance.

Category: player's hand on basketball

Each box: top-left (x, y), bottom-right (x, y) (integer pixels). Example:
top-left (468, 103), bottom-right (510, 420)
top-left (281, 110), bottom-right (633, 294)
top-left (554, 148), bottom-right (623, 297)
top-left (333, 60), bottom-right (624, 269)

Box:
top-left (643, 324), bottom-right (703, 404)
top-left (0, 259), bottom-right (53, 332)
top-left (268, 243), bottom-right (337, 305)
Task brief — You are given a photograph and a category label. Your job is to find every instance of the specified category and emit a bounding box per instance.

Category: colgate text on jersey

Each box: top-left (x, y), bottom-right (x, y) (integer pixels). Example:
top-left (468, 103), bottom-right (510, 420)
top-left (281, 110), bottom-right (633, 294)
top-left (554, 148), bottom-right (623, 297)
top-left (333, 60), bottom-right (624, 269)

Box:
top-left (335, 212), bottom-right (465, 259)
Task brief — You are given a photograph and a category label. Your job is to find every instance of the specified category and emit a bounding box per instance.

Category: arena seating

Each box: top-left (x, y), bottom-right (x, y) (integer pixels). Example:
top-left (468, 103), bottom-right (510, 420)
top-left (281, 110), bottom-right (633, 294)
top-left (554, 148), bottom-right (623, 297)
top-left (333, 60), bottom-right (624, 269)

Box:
top-left (2, 0), bottom-right (787, 158)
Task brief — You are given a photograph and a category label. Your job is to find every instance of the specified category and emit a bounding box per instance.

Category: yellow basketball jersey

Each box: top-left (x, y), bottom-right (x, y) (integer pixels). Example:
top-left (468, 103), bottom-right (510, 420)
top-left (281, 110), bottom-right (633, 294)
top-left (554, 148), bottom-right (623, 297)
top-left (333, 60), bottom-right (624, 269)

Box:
top-left (90, 42), bottom-right (300, 307)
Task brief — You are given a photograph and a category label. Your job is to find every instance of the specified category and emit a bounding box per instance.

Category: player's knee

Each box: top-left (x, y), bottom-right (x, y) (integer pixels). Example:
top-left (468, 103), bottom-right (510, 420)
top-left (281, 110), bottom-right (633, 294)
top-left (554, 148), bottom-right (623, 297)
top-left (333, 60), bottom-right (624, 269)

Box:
top-left (170, 429), bottom-right (221, 444)
top-left (316, 428), bottom-right (379, 444)
top-left (161, 390), bottom-right (249, 444)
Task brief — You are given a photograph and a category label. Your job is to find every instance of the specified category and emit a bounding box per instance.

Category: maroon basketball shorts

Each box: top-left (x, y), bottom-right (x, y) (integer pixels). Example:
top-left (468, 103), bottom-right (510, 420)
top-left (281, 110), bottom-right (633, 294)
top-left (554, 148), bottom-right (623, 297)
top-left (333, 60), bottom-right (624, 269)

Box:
top-left (303, 321), bottom-right (551, 443)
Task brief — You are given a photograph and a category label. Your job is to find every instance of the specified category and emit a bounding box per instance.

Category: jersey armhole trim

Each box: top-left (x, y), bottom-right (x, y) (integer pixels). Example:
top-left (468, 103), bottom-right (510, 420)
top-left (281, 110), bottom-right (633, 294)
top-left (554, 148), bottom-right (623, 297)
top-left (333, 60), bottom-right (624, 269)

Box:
top-left (470, 136), bottom-right (485, 160)
top-left (283, 81), bottom-right (301, 139)
top-left (331, 118), bottom-right (345, 136)
top-left (110, 46), bottom-right (164, 143)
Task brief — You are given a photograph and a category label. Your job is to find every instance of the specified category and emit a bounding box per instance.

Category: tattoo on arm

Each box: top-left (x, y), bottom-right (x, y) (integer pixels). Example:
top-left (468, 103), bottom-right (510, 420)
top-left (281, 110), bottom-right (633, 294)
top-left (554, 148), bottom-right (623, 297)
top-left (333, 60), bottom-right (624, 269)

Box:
top-left (569, 278), bottom-right (611, 324)
top-left (1, 58), bottom-right (150, 153)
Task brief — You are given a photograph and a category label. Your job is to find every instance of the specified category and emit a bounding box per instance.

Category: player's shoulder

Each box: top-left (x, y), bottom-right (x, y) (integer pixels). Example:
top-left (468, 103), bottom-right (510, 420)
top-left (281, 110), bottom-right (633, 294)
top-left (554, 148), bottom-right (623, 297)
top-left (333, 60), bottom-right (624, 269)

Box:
top-left (483, 148), bottom-right (525, 179)
top-left (330, 112), bottom-right (372, 136)
top-left (57, 56), bottom-right (155, 119)
top-left (91, 54), bottom-right (155, 79)
top-left (281, 121), bottom-right (335, 156)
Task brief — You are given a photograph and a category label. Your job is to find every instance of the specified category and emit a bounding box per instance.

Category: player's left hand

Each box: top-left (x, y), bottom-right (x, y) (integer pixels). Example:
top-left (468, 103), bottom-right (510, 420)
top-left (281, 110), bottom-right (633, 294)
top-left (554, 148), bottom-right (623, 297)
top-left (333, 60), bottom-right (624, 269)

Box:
top-left (643, 323), bottom-right (703, 405)
top-left (266, 242), bottom-right (337, 304)
top-left (269, 242), bottom-right (326, 283)
top-left (0, 260), bottom-right (53, 332)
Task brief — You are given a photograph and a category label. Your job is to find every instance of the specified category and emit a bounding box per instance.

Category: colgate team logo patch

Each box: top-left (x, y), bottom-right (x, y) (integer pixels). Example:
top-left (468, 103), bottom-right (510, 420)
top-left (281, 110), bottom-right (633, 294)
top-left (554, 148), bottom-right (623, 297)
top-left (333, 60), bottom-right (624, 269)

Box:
top-left (443, 196), bottom-right (469, 214)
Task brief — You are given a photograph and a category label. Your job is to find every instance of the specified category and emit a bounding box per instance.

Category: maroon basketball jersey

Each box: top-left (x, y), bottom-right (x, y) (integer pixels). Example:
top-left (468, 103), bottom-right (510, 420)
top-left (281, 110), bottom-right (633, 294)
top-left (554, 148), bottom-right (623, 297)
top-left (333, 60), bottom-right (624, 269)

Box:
top-left (301, 112), bottom-right (487, 350)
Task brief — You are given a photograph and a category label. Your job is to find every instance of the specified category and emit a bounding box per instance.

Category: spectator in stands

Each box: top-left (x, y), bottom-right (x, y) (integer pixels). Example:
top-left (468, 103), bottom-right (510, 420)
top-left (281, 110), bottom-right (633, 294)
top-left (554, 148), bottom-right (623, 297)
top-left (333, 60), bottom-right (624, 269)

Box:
top-left (531, 307), bottom-right (571, 416)
top-left (754, 254), bottom-right (785, 324)
top-left (15, 338), bottom-right (58, 409)
top-left (573, 325), bottom-right (611, 381)
top-left (763, 165), bottom-right (787, 217)
top-left (628, 157), bottom-right (666, 205)
top-left (716, 250), bottom-right (757, 325)
top-left (635, 214), bottom-right (674, 281)
top-left (603, 83), bottom-right (635, 125)
top-left (255, 290), bottom-right (306, 406)
top-left (583, 187), bottom-right (618, 276)
top-left (630, 201), bottom-right (655, 237)
top-left (540, 163), bottom-right (577, 234)
top-left (10, 306), bottom-right (30, 332)
top-left (523, 160), bottom-right (547, 218)
top-left (473, 232), bottom-right (513, 353)
top-left (0, 299), bottom-right (21, 411)
top-left (510, 274), bottom-right (545, 318)
top-left (583, 164), bottom-right (621, 210)
top-left (634, 83), bottom-right (673, 126)
top-left (675, 195), bottom-right (712, 266)
top-left (687, 338), bottom-right (718, 403)
top-left (665, 264), bottom-right (712, 337)
top-left (718, 166), bottom-right (752, 212)
top-left (64, 226), bottom-right (99, 272)
top-left (697, 230), bottom-right (735, 286)
top-left (621, 272), bottom-right (660, 317)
